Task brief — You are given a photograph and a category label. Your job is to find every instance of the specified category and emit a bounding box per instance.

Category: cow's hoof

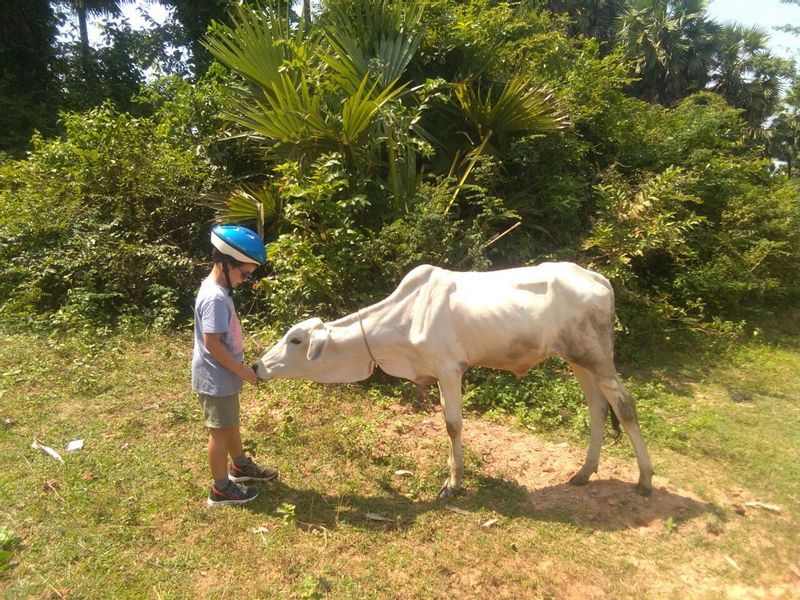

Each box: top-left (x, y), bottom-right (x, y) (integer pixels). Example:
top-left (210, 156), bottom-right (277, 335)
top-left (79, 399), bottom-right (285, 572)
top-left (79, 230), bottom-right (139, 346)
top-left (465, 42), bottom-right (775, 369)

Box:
top-left (568, 470), bottom-right (591, 486)
top-left (437, 481), bottom-right (461, 498)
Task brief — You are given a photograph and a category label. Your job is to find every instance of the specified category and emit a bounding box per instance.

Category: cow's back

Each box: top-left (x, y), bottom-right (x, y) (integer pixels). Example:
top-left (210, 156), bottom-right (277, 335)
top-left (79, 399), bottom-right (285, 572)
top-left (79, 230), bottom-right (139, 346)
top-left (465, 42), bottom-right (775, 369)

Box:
top-left (442, 263), bottom-right (615, 374)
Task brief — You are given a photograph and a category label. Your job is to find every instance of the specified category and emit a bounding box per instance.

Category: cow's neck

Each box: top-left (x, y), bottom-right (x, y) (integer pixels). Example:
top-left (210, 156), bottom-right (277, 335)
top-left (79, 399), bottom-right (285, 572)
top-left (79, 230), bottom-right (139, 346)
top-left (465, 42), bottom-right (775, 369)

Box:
top-left (328, 312), bottom-right (377, 364)
top-left (311, 313), bottom-right (373, 382)
top-left (330, 301), bottom-right (426, 384)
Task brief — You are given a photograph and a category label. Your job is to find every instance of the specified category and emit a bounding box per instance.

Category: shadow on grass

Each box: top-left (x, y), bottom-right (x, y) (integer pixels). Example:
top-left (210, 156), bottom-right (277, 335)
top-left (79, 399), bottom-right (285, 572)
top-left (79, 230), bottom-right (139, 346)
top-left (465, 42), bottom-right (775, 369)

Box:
top-left (518, 478), bottom-right (719, 531)
top-left (245, 474), bottom-right (718, 534)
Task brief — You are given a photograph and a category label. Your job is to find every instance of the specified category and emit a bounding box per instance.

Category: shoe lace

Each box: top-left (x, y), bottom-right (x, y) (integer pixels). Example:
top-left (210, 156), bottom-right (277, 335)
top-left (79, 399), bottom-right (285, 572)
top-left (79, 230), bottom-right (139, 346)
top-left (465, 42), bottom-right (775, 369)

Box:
top-left (242, 457), bottom-right (263, 473)
top-left (220, 481), bottom-right (248, 499)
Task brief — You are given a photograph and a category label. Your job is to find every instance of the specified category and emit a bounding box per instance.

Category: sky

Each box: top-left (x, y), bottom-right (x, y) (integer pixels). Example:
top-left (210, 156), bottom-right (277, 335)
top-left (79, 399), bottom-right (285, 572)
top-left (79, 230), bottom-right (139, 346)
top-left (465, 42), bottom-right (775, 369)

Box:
top-left (706, 0), bottom-right (800, 58)
top-left (83, 2), bottom-right (171, 44)
top-left (82, 1), bottom-right (800, 60)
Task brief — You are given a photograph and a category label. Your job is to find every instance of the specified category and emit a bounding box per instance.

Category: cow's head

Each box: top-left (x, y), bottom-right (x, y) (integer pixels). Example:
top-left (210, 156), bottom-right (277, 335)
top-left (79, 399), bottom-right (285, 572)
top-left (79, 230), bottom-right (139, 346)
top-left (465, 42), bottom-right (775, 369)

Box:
top-left (253, 317), bottom-right (372, 383)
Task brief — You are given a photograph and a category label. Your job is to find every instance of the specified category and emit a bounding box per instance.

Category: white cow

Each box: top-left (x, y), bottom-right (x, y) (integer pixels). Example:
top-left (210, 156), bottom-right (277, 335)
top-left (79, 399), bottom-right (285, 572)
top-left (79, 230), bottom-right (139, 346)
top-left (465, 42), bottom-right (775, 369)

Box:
top-left (254, 263), bottom-right (654, 497)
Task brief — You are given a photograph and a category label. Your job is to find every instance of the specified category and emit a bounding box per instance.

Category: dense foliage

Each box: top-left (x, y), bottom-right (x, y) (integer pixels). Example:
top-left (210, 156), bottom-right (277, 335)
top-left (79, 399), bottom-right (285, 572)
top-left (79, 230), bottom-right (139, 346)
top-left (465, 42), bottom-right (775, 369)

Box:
top-left (0, 1), bottom-right (62, 155)
top-left (1, 0), bottom-right (799, 347)
top-left (0, 75), bottom-right (226, 329)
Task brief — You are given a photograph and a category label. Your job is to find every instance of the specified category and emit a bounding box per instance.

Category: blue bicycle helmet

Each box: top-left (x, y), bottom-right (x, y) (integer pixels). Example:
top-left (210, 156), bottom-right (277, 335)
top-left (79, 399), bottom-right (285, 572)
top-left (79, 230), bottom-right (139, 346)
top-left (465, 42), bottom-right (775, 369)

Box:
top-left (210, 225), bottom-right (266, 265)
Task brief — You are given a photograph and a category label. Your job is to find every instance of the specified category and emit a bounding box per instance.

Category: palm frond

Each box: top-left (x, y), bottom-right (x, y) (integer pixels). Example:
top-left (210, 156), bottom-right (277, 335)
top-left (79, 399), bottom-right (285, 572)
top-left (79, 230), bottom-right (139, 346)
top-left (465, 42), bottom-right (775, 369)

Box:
top-left (202, 3), bottom-right (295, 91)
top-left (321, 0), bottom-right (426, 92)
top-left (454, 76), bottom-right (567, 141)
top-left (342, 74), bottom-right (408, 144)
top-left (202, 185), bottom-right (282, 238)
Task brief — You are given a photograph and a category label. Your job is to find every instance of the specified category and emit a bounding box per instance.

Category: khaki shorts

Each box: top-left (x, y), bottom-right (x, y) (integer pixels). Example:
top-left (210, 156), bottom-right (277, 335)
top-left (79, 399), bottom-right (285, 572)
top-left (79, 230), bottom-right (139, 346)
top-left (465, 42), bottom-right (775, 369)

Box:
top-left (198, 393), bottom-right (240, 429)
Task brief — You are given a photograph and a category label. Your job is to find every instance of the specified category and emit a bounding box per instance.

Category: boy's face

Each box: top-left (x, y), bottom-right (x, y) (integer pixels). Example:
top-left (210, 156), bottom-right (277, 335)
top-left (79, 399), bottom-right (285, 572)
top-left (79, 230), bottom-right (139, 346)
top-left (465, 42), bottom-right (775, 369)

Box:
top-left (232, 263), bottom-right (257, 288)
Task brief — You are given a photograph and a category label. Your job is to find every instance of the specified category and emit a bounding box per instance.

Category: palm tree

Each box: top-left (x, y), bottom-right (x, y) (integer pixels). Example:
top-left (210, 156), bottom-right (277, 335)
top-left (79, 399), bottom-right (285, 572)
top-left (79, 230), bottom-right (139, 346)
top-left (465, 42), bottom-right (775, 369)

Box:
top-left (767, 110), bottom-right (800, 177)
top-left (444, 76), bottom-right (566, 213)
top-left (317, 0), bottom-right (427, 95)
top-left (62, 0), bottom-right (126, 70)
top-left (709, 24), bottom-right (793, 131)
top-left (159, 0), bottom-right (286, 76)
top-left (203, 0), bottom-right (565, 217)
top-left (615, 0), bottom-right (719, 106)
top-left (204, 2), bottom-right (411, 165)
top-left (544, 0), bottom-right (628, 50)
top-left (206, 0), bottom-right (433, 209)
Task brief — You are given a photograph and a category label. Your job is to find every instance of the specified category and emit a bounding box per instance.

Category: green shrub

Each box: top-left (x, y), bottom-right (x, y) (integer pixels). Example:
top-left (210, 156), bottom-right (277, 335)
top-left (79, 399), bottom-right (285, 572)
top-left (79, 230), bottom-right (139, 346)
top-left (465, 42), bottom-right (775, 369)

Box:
top-left (257, 155), bottom-right (378, 325)
top-left (463, 360), bottom-right (586, 433)
top-left (677, 179), bottom-right (800, 315)
top-left (374, 175), bottom-right (514, 280)
top-left (0, 76), bottom-right (226, 329)
top-left (0, 526), bottom-right (21, 575)
top-left (582, 93), bottom-right (800, 334)
top-left (257, 155), bottom-right (514, 327)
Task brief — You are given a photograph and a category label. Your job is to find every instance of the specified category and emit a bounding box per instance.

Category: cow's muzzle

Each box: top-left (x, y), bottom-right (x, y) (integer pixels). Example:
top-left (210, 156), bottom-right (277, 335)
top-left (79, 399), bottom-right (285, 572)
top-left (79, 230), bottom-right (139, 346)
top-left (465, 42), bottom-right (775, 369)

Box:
top-left (251, 362), bottom-right (271, 381)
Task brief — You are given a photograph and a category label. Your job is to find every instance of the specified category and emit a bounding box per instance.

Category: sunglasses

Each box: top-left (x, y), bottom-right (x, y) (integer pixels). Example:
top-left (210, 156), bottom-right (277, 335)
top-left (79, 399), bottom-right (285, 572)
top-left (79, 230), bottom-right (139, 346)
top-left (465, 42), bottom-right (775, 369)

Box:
top-left (238, 266), bottom-right (256, 280)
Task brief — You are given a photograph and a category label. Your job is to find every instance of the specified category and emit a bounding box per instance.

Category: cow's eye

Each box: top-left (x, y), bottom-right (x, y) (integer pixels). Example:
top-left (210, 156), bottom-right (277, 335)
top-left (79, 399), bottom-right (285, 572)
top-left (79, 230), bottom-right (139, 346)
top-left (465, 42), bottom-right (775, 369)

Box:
top-left (289, 338), bottom-right (302, 345)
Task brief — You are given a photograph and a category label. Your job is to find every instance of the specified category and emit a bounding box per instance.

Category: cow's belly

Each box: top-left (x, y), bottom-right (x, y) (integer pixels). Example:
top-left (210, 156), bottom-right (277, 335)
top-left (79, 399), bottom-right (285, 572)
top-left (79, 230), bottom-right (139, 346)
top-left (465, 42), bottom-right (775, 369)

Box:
top-left (449, 289), bottom-right (556, 375)
top-left (472, 352), bottom-right (548, 376)
top-left (467, 335), bottom-right (550, 376)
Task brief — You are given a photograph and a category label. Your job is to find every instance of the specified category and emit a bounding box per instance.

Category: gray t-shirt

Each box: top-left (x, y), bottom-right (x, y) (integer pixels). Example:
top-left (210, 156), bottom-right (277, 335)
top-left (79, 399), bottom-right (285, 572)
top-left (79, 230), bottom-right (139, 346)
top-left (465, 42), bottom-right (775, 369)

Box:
top-left (192, 278), bottom-right (244, 397)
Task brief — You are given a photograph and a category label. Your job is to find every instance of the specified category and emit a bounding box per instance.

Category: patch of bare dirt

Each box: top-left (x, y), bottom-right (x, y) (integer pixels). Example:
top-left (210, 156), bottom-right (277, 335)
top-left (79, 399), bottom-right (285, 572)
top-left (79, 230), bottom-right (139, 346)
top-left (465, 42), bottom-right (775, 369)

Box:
top-left (377, 405), bottom-right (800, 598)
top-left (381, 407), bottom-right (715, 532)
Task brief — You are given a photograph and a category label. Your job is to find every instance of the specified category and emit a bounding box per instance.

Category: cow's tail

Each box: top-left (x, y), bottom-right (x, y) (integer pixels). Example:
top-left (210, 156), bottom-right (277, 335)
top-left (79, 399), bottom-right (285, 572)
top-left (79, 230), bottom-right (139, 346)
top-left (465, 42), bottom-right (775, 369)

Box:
top-left (608, 404), bottom-right (621, 442)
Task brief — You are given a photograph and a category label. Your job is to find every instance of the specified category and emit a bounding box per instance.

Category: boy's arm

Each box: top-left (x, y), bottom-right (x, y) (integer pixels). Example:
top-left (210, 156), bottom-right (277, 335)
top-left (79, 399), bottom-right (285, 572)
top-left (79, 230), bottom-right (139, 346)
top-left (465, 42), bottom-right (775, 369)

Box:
top-left (203, 332), bottom-right (257, 384)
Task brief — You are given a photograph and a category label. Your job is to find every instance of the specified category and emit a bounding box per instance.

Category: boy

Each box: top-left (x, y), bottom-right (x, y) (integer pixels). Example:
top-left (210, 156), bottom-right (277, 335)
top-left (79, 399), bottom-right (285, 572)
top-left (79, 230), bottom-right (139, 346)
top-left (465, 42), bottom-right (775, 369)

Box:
top-left (192, 225), bottom-right (278, 506)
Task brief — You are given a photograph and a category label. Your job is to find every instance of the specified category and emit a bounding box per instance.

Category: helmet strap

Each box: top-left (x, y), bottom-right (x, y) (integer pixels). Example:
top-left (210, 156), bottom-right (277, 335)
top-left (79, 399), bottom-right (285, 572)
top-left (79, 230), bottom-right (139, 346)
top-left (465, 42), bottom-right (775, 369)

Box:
top-left (222, 262), bottom-right (233, 294)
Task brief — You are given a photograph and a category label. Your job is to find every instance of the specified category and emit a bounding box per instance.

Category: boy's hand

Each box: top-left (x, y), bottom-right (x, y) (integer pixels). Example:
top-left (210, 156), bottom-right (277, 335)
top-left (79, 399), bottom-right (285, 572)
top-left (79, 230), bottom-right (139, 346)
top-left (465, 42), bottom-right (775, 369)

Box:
top-left (239, 365), bottom-right (258, 384)
top-left (204, 332), bottom-right (258, 384)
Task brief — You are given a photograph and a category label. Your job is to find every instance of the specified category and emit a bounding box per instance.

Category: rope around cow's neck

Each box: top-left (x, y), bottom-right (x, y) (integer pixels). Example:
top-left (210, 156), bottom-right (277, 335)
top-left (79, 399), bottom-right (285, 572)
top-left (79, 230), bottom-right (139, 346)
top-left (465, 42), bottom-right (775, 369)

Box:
top-left (356, 310), bottom-right (380, 372)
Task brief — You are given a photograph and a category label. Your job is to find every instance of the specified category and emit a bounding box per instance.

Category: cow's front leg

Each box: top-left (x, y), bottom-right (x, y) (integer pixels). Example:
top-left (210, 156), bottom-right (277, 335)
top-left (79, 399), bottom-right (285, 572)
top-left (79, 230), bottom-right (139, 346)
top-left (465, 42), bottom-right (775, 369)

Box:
top-left (436, 371), bottom-right (464, 498)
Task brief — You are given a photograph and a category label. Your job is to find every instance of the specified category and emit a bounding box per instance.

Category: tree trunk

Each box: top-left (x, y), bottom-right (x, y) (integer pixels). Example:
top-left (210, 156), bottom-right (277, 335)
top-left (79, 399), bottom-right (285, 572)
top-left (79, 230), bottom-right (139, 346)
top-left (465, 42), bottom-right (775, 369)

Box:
top-left (78, 4), bottom-right (90, 74)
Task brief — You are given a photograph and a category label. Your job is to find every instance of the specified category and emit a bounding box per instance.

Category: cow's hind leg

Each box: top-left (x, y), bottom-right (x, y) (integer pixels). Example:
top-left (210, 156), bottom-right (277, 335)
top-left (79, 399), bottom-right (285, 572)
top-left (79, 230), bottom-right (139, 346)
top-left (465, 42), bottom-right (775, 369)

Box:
top-left (436, 370), bottom-right (465, 498)
top-left (595, 373), bottom-right (654, 495)
top-left (568, 363), bottom-right (609, 487)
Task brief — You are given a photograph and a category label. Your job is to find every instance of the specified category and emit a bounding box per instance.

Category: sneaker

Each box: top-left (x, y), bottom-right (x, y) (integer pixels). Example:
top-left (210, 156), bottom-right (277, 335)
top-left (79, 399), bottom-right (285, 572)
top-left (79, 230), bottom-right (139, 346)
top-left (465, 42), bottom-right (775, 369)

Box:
top-left (207, 481), bottom-right (260, 507)
top-left (229, 457), bottom-right (279, 483)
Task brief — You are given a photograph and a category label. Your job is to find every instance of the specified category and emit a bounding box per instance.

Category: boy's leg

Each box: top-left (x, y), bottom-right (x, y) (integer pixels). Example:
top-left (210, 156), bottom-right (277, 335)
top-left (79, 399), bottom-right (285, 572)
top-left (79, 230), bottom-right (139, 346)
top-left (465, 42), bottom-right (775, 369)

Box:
top-left (228, 425), bottom-right (279, 483)
top-left (198, 393), bottom-right (241, 483)
top-left (206, 426), bottom-right (259, 506)
top-left (199, 393), bottom-right (259, 506)
top-left (228, 426), bottom-right (244, 464)
top-left (208, 427), bottom-right (231, 486)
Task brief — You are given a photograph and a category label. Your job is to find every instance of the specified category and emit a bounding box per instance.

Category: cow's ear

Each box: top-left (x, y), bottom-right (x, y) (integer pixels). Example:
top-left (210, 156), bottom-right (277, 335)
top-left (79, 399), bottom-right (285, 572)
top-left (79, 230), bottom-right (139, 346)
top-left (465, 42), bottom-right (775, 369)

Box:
top-left (306, 327), bottom-right (330, 361)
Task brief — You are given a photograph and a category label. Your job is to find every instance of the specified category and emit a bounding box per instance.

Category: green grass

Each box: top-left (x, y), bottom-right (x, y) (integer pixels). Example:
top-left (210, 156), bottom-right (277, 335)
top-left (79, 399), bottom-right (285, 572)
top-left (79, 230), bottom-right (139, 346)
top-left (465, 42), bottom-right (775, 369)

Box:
top-left (1, 326), bottom-right (799, 598)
